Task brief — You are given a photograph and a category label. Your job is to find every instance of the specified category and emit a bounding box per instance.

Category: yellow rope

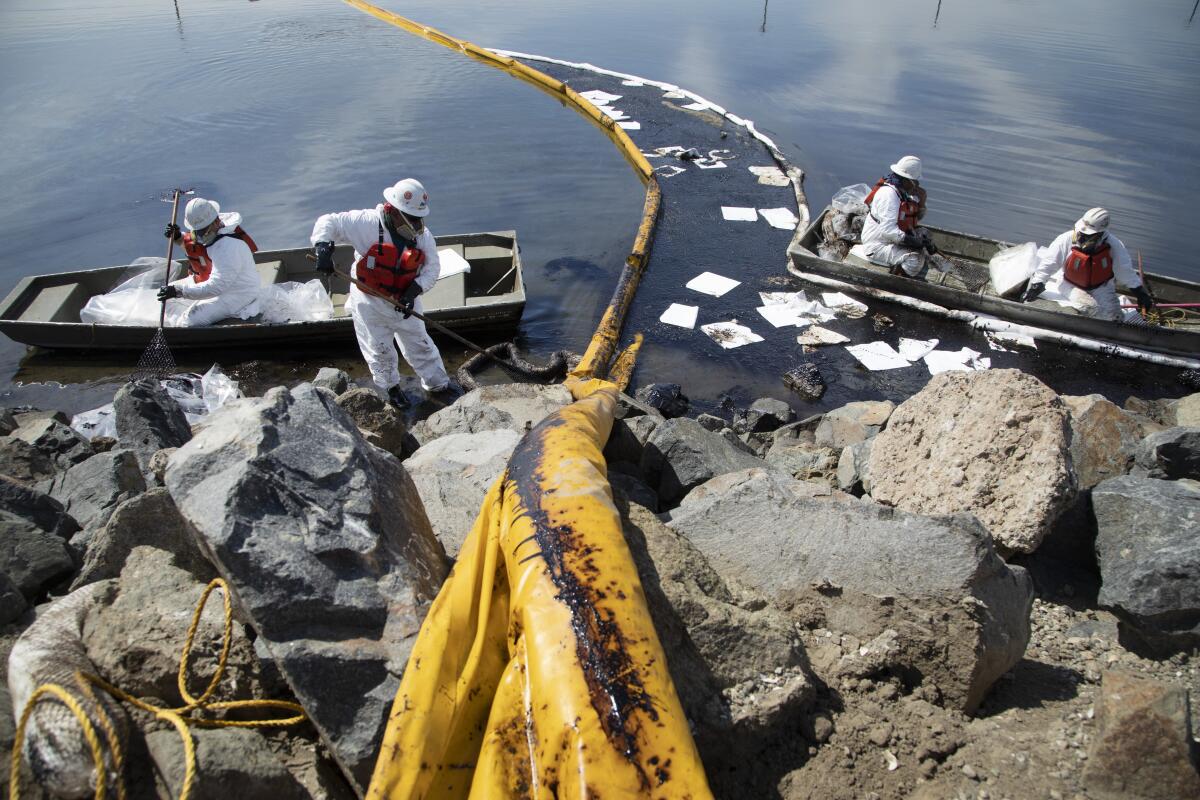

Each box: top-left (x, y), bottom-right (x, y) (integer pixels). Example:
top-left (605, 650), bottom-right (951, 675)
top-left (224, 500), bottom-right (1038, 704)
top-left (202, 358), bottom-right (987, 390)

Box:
top-left (9, 579), bottom-right (306, 800)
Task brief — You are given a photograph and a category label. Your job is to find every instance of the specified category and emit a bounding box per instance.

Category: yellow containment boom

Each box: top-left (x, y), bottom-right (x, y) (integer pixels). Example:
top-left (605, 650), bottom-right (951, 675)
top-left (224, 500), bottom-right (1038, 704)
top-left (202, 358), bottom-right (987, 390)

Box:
top-left (367, 381), bottom-right (712, 798)
top-left (343, 0), bottom-right (660, 384)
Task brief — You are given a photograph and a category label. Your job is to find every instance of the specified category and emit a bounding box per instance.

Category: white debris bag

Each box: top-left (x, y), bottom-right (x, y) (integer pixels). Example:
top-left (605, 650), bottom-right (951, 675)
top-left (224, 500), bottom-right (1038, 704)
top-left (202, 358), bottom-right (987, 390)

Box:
top-left (831, 184), bottom-right (871, 215)
top-left (79, 258), bottom-right (173, 326)
top-left (259, 280), bottom-right (334, 324)
top-left (70, 365), bottom-right (241, 440)
top-left (988, 242), bottom-right (1038, 298)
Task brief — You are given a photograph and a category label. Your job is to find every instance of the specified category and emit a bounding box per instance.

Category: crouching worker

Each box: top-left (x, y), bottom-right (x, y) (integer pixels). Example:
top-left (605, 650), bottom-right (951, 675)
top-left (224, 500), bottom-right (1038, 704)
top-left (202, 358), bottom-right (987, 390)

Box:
top-left (861, 155), bottom-right (936, 278)
top-left (311, 178), bottom-right (455, 407)
top-left (159, 197), bottom-right (262, 326)
top-left (1021, 207), bottom-right (1154, 321)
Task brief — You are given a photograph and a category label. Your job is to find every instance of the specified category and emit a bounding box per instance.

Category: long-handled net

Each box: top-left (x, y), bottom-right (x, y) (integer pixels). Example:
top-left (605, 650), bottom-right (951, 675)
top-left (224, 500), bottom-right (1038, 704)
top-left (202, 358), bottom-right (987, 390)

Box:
top-left (131, 188), bottom-right (190, 382)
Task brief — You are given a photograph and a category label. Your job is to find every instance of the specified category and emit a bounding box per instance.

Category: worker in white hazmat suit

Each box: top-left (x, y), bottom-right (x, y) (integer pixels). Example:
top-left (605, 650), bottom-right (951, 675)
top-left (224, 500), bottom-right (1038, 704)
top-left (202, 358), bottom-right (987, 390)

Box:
top-left (860, 155), bottom-right (935, 278)
top-left (158, 197), bottom-right (262, 326)
top-left (1022, 207), bottom-right (1155, 321)
top-left (311, 178), bottom-right (454, 407)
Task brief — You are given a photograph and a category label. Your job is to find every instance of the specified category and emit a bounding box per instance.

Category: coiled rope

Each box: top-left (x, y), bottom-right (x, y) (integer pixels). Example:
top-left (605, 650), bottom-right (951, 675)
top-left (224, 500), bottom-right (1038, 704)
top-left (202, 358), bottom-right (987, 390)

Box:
top-left (9, 578), bottom-right (307, 800)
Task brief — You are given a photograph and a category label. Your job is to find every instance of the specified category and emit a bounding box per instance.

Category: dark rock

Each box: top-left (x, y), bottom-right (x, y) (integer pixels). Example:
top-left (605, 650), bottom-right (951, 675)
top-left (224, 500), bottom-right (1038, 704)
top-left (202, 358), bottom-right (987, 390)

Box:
top-left (313, 367), bottom-right (352, 395)
top-left (0, 572), bottom-right (27, 624)
top-left (783, 363), bottom-right (826, 400)
top-left (734, 397), bottom-right (795, 434)
top-left (667, 467), bottom-right (1033, 713)
top-left (640, 417), bottom-right (763, 507)
top-left (47, 449), bottom-right (146, 534)
top-left (334, 387), bottom-right (407, 460)
top-left (615, 392), bottom-right (665, 420)
top-left (113, 379), bottom-right (193, 472)
top-left (165, 384), bottom-right (448, 794)
top-left (609, 472), bottom-right (659, 512)
top-left (603, 414), bottom-right (661, 466)
top-left (146, 728), bottom-right (309, 800)
top-left (1083, 671), bottom-right (1200, 800)
top-left (696, 413), bottom-right (726, 432)
top-left (1094, 476), bottom-right (1200, 652)
top-left (89, 436), bottom-right (117, 454)
top-left (1132, 427), bottom-right (1200, 481)
top-left (0, 512), bottom-right (76, 599)
top-left (12, 418), bottom-right (93, 470)
top-left (634, 383), bottom-right (690, 419)
top-left (0, 408), bottom-right (16, 435)
top-left (1180, 370), bottom-right (1200, 391)
top-left (405, 429), bottom-right (520, 558)
top-left (0, 474), bottom-right (80, 540)
top-left (0, 436), bottom-right (56, 487)
top-left (71, 488), bottom-right (214, 590)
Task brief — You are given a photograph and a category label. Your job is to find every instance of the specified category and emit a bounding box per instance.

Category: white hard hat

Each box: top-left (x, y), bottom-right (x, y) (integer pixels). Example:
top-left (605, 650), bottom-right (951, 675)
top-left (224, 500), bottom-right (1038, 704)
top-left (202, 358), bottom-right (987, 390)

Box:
top-left (890, 155), bottom-right (923, 181)
top-left (183, 197), bottom-right (220, 231)
top-left (383, 178), bottom-right (430, 218)
top-left (1075, 207), bottom-right (1110, 235)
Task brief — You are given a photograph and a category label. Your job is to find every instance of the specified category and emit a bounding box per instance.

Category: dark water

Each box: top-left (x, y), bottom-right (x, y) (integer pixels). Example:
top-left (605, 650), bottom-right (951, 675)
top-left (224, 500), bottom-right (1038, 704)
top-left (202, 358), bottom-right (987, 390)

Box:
top-left (1, 0), bottom-right (1197, 415)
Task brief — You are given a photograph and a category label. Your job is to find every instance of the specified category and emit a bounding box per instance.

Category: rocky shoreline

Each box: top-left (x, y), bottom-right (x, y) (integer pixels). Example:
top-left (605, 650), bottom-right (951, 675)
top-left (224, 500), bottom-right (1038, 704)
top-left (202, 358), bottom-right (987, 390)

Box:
top-left (1, 367), bottom-right (1197, 799)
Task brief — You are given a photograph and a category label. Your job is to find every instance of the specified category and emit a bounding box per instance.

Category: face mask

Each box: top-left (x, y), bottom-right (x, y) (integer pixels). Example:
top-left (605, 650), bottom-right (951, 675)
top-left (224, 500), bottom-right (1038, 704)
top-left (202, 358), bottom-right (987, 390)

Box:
top-left (194, 225), bottom-right (220, 246)
top-left (1075, 231), bottom-right (1103, 254)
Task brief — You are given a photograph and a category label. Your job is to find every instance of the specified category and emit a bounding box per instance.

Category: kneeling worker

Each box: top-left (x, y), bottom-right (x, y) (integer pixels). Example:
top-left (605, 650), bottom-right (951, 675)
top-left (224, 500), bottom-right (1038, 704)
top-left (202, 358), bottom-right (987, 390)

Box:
top-left (1022, 207), bottom-right (1154, 321)
top-left (311, 178), bottom-right (453, 406)
top-left (159, 197), bottom-right (262, 326)
top-left (861, 155), bottom-right (935, 278)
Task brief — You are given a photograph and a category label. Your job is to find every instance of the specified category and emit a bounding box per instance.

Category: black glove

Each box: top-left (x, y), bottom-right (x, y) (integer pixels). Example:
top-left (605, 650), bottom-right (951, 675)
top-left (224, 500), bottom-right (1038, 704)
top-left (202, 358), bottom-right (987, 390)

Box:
top-left (920, 230), bottom-right (939, 255)
top-left (1021, 281), bottom-right (1046, 303)
top-left (164, 223), bottom-right (181, 242)
top-left (157, 285), bottom-right (180, 301)
top-left (901, 232), bottom-right (923, 250)
top-left (314, 241), bottom-right (335, 275)
top-left (397, 282), bottom-right (422, 318)
top-left (1133, 285), bottom-right (1156, 314)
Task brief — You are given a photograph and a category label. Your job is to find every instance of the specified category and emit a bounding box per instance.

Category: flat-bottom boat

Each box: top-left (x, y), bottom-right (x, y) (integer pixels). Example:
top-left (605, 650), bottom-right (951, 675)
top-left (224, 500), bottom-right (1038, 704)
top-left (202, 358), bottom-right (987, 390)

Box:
top-left (788, 208), bottom-right (1200, 361)
top-left (0, 231), bottom-right (525, 350)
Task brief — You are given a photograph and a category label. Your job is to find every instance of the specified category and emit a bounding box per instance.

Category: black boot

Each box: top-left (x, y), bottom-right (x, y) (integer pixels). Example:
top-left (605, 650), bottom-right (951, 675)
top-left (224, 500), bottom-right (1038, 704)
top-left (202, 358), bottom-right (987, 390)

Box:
top-left (387, 384), bottom-right (409, 408)
top-left (427, 381), bottom-right (465, 406)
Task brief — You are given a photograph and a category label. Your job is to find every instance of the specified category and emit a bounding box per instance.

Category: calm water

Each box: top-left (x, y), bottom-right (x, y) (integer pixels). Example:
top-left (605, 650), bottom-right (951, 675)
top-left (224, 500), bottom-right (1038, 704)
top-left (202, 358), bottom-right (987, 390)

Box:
top-left (1, 0), bottom-right (1197, 414)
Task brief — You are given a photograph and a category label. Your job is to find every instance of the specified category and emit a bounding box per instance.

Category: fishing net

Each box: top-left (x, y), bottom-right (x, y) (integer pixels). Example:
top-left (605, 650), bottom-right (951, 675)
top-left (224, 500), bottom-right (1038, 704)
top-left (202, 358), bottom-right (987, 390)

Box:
top-left (131, 328), bottom-right (177, 383)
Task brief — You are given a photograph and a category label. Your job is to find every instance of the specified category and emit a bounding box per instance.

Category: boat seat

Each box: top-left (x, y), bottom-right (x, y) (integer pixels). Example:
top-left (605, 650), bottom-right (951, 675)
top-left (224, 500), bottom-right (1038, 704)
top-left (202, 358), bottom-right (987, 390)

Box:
top-left (21, 283), bottom-right (90, 323)
top-left (256, 260), bottom-right (285, 286)
top-left (422, 271), bottom-right (466, 311)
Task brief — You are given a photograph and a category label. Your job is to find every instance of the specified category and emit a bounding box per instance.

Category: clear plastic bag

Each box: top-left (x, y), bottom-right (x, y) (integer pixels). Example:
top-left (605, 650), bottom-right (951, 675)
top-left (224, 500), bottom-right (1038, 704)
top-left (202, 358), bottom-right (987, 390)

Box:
top-left (259, 280), bottom-right (334, 324)
top-left (70, 364), bottom-right (241, 439)
top-left (988, 242), bottom-right (1038, 297)
top-left (831, 183), bottom-right (871, 215)
top-left (79, 257), bottom-right (192, 326)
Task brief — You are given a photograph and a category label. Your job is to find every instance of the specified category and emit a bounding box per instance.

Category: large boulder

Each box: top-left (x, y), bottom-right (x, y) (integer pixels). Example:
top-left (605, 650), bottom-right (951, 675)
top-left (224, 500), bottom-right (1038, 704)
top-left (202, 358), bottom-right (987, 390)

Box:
top-left (603, 413), bottom-right (661, 467)
top-left (411, 383), bottom-right (573, 446)
top-left (146, 728), bottom-right (309, 800)
top-left (404, 429), bottom-right (521, 557)
top-left (1082, 671), bottom-right (1200, 800)
top-left (1093, 476), bottom-right (1200, 652)
top-left (634, 383), bottom-right (689, 418)
top-left (667, 468), bottom-right (1033, 713)
top-left (47, 449), bottom-right (145, 534)
top-left (640, 417), bottom-right (763, 507)
top-left (12, 418), bottom-right (92, 470)
top-left (312, 367), bottom-right (351, 395)
top-left (71, 488), bottom-right (214, 590)
top-left (0, 571), bottom-right (27, 624)
top-left (869, 369), bottom-right (1077, 554)
top-left (164, 384), bottom-right (448, 794)
top-left (114, 379), bottom-right (192, 472)
top-left (814, 400), bottom-right (894, 449)
top-left (1132, 427), bottom-right (1200, 481)
top-left (1061, 394), bottom-right (1148, 489)
top-left (0, 474), bottom-right (80, 540)
top-left (334, 387), bottom-right (408, 459)
top-left (1163, 392), bottom-right (1200, 427)
top-left (0, 437), bottom-right (56, 487)
top-left (0, 478), bottom-right (78, 599)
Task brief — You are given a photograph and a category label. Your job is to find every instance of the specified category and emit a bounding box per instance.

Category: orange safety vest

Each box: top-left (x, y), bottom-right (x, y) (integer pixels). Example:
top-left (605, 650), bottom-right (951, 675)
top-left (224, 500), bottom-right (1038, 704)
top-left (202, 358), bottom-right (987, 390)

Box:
top-left (182, 227), bottom-right (258, 283)
top-left (1063, 241), bottom-right (1114, 290)
top-left (864, 178), bottom-right (921, 233)
top-left (355, 223), bottom-right (425, 298)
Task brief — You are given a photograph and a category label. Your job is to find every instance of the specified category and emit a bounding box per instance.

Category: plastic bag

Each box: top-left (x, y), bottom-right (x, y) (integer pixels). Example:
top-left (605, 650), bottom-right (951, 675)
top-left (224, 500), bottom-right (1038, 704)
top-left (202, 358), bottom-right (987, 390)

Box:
top-left (79, 257), bottom-right (193, 326)
top-left (988, 242), bottom-right (1038, 297)
top-left (70, 365), bottom-right (240, 439)
top-left (832, 183), bottom-right (871, 215)
top-left (70, 404), bottom-right (115, 440)
top-left (259, 280), bottom-right (334, 324)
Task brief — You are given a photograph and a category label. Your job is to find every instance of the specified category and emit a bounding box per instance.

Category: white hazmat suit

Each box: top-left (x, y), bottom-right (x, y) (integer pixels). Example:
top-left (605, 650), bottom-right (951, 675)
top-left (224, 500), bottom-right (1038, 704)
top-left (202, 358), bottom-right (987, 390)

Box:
top-left (310, 205), bottom-right (450, 391)
top-left (861, 183), bottom-right (924, 276)
top-left (165, 223), bottom-right (261, 326)
top-left (1030, 230), bottom-right (1139, 322)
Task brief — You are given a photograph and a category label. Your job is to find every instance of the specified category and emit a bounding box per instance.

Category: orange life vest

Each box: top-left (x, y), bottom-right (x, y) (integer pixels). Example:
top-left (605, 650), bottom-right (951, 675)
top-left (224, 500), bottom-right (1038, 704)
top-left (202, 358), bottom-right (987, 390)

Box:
top-left (864, 178), bottom-right (921, 233)
top-left (1063, 241), bottom-right (1114, 290)
top-left (355, 223), bottom-right (425, 298)
top-left (182, 227), bottom-right (258, 283)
